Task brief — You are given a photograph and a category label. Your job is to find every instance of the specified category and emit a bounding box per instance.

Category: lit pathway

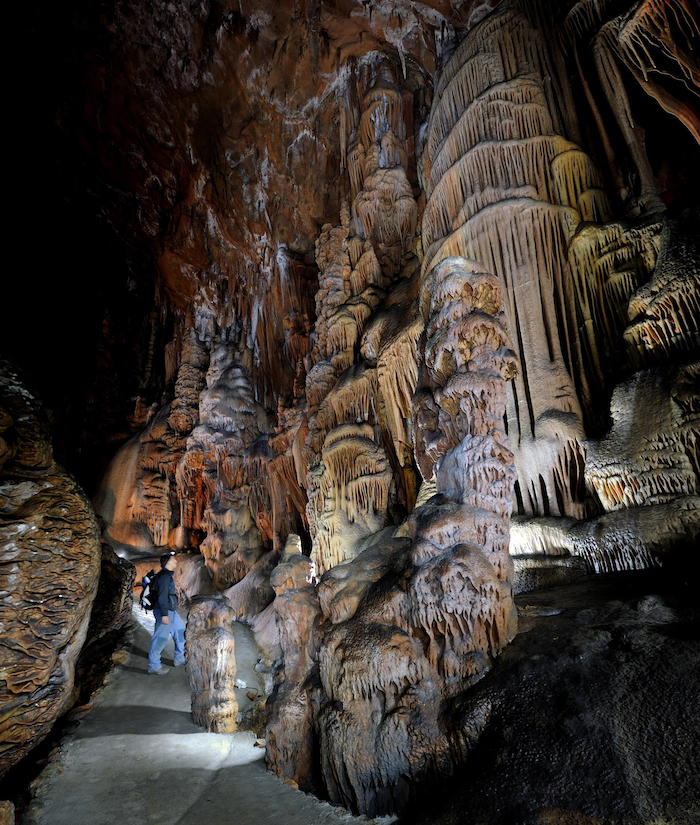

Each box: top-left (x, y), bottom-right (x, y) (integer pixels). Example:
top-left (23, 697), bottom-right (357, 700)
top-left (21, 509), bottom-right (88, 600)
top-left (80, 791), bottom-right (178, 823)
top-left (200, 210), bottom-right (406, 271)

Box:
top-left (26, 608), bottom-right (385, 825)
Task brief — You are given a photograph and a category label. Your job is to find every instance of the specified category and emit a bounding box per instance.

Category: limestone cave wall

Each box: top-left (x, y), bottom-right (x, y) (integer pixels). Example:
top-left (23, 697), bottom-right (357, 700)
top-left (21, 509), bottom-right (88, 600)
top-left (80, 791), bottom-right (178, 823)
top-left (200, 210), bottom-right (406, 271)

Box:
top-left (2, 0), bottom-right (699, 817)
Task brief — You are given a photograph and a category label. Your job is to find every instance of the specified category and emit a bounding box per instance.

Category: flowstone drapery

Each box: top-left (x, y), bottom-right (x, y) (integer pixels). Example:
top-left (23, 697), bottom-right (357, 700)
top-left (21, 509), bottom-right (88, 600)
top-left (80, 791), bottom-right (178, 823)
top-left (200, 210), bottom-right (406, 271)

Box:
top-left (421, 0), bottom-right (604, 519)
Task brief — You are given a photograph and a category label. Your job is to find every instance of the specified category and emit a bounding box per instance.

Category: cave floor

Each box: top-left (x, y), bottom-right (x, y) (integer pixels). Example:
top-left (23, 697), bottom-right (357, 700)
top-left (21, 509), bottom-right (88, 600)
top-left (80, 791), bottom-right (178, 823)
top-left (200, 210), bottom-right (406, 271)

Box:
top-left (24, 608), bottom-right (381, 825)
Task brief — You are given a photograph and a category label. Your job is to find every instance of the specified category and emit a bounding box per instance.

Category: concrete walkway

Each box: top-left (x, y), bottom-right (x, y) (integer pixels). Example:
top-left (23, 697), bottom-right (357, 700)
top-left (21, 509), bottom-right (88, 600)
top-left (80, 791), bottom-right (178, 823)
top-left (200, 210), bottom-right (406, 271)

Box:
top-left (25, 608), bottom-right (385, 825)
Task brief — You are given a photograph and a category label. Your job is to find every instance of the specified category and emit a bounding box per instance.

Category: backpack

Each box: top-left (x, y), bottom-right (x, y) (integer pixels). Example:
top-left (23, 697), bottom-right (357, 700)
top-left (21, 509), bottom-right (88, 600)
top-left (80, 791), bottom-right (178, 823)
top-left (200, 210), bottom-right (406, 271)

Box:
top-left (139, 570), bottom-right (158, 611)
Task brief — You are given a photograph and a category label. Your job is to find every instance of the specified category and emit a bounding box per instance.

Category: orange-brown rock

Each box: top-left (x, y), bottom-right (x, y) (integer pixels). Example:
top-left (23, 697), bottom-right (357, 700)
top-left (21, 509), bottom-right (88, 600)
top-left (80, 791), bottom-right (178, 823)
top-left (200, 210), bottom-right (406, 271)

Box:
top-left (22, 0), bottom-right (698, 816)
top-left (0, 362), bottom-right (101, 776)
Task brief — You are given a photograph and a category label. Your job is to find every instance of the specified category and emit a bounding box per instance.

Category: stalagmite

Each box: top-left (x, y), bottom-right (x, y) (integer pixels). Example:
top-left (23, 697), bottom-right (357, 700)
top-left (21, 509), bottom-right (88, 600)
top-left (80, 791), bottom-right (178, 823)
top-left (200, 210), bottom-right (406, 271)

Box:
top-left (265, 536), bottom-right (322, 791)
top-left (411, 255), bottom-right (519, 666)
top-left (168, 333), bottom-right (209, 435)
top-left (315, 255), bottom-right (519, 816)
top-left (177, 347), bottom-right (268, 589)
top-left (186, 595), bottom-right (238, 733)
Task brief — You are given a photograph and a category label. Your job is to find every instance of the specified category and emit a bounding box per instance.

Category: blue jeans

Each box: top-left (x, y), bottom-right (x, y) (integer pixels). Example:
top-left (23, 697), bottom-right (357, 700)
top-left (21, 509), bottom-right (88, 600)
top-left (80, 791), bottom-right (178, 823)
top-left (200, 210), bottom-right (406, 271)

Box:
top-left (148, 609), bottom-right (186, 671)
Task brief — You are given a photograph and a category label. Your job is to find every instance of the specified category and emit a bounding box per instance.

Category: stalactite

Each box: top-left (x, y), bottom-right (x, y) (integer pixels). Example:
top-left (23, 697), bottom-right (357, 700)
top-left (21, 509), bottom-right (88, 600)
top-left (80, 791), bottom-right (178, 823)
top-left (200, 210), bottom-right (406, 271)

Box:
top-left (624, 214), bottom-right (700, 363)
top-left (377, 316), bottom-right (424, 468)
top-left (593, 0), bottom-right (700, 143)
top-left (510, 495), bottom-right (699, 575)
top-left (424, 135), bottom-right (608, 255)
top-left (567, 219), bottom-right (662, 409)
top-left (308, 412), bottom-right (393, 575)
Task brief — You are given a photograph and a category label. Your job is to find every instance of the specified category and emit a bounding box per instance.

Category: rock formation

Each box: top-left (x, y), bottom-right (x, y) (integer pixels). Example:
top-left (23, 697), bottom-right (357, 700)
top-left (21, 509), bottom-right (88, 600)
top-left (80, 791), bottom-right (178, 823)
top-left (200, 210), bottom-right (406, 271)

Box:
top-left (265, 535), bottom-right (321, 790)
top-left (0, 362), bottom-right (102, 775)
top-left (421, 0), bottom-right (605, 520)
top-left (5, 0), bottom-right (700, 817)
top-left (180, 346), bottom-right (271, 589)
top-left (303, 255), bottom-right (519, 815)
top-left (186, 595), bottom-right (238, 733)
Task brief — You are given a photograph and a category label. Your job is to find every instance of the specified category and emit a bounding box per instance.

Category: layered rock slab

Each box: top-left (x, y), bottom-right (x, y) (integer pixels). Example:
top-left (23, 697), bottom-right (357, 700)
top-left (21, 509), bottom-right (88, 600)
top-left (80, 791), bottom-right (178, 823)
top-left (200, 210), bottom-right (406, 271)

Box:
top-left (0, 362), bottom-right (101, 776)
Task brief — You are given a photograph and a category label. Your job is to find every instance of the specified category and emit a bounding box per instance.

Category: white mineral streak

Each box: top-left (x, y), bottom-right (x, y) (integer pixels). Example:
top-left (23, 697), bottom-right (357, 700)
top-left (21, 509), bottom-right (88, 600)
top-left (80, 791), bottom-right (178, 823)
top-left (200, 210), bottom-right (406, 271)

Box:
top-left (421, 0), bottom-right (606, 518)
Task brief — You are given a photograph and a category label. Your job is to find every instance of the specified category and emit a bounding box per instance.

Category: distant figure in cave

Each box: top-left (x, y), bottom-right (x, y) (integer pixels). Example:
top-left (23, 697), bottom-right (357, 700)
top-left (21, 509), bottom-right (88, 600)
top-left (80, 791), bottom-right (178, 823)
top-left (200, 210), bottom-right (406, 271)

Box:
top-left (147, 552), bottom-right (186, 675)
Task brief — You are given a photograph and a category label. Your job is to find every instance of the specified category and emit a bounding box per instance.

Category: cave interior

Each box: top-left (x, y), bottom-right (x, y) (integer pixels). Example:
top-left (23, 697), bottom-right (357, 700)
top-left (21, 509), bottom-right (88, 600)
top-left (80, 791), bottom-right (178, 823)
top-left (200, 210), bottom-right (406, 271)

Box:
top-left (1, 0), bottom-right (699, 822)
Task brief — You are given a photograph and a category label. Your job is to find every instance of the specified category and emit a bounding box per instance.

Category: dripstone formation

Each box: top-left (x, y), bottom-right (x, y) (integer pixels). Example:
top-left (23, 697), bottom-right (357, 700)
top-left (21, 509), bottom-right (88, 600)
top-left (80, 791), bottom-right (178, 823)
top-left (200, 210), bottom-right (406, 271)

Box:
top-left (3, 0), bottom-right (699, 820)
top-left (186, 595), bottom-right (239, 733)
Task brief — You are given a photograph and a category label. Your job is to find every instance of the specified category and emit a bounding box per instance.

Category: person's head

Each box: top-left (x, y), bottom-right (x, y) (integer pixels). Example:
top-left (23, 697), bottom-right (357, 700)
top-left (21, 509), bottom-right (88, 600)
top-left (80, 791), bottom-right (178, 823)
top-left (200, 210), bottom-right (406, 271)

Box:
top-left (160, 552), bottom-right (177, 571)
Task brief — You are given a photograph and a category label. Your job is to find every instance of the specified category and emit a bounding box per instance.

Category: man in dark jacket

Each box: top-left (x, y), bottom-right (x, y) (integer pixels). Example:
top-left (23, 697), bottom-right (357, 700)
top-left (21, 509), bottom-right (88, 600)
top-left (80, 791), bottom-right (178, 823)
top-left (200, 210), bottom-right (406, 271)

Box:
top-left (147, 552), bottom-right (186, 675)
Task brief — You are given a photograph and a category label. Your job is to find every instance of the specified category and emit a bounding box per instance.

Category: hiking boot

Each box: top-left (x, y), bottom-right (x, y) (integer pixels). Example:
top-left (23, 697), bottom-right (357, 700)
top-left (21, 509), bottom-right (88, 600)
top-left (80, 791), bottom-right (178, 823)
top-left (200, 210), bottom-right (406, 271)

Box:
top-left (148, 666), bottom-right (170, 676)
top-left (173, 660), bottom-right (185, 667)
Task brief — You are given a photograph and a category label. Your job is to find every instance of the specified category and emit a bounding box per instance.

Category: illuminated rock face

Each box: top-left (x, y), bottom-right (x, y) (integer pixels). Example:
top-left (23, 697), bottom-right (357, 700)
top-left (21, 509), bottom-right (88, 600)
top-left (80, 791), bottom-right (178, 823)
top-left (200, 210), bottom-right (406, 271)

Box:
top-left (586, 365), bottom-right (699, 513)
top-left (303, 59), bottom-right (422, 576)
top-left (181, 347), bottom-right (269, 590)
top-left (186, 595), bottom-right (238, 734)
top-left (421, 0), bottom-right (607, 520)
top-left (95, 332), bottom-right (209, 558)
top-left (305, 256), bottom-right (519, 816)
top-left (0, 362), bottom-right (101, 775)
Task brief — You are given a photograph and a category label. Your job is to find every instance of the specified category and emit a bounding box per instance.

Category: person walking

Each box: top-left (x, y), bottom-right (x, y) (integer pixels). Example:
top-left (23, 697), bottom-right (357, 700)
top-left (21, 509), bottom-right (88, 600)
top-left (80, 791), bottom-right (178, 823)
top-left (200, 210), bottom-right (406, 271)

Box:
top-left (147, 552), bottom-right (186, 675)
